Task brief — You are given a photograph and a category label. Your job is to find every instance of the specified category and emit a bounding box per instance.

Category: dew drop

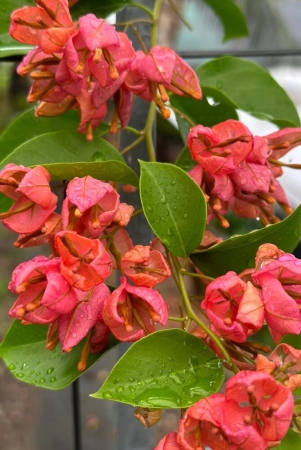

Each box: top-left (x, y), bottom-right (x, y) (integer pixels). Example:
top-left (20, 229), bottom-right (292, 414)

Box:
top-left (183, 214), bottom-right (188, 219)
top-left (158, 181), bottom-right (162, 185)
top-left (36, 372), bottom-right (41, 376)
top-left (46, 368), bottom-right (54, 375)
top-left (165, 189), bottom-right (170, 194)
top-left (128, 377), bottom-right (135, 382)
top-left (216, 82), bottom-right (222, 89)
top-left (137, 381), bottom-right (142, 386)
top-left (92, 152), bottom-right (105, 162)
top-left (16, 373), bottom-right (25, 378)
top-left (171, 180), bottom-right (176, 186)
top-left (31, 380), bottom-right (37, 385)
top-left (50, 377), bottom-right (57, 383)
top-left (21, 362), bottom-right (28, 370)
top-left (146, 206), bottom-right (153, 212)
top-left (116, 386), bottom-right (124, 393)
top-left (129, 386), bottom-right (136, 393)
top-left (160, 196), bottom-right (167, 204)
top-left (8, 364), bottom-right (15, 370)
top-left (30, 370), bottom-right (35, 375)
top-left (103, 392), bottom-right (113, 399)
top-left (167, 228), bottom-right (174, 236)
top-left (209, 381), bottom-right (215, 387)
top-left (39, 378), bottom-right (46, 383)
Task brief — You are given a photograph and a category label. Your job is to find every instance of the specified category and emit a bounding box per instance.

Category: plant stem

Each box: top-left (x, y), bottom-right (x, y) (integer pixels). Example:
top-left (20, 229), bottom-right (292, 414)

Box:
top-left (144, 101), bottom-right (157, 162)
top-left (181, 270), bottom-right (215, 281)
top-left (121, 135), bottom-right (145, 155)
top-left (151, 0), bottom-right (163, 47)
top-left (171, 254), bottom-right (239, 373)
top-left (124, 126), bottom-right (144, 136)
top-left (167, 0), bottom-right (192, 30)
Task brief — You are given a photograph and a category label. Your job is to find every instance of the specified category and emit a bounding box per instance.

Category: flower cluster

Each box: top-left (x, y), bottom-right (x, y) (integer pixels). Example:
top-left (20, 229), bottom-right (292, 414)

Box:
top-left (200, 243), bottom-right (301, 345)
top-left (187, 120), bottom-right (301, 226)
top-left (0, 163), bottom-right (170, 370)
top-left (156, 370), bottom-right (294, 450)
top-left (10, 0), bottom-right (202, 139)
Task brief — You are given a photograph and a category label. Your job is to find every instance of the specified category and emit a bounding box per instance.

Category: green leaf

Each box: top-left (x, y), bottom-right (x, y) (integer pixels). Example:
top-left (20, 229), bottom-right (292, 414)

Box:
top-left (0, 194), bottom-right (13, 213)
top-left (175, 146), bottom-right (196, 172)
top-left (0, 129), bottom-right (121, 166)
top-left (44, 161), bottom-right (139, 187)
top-left (274, 429), bottom-right (301, 449)
top-left (0, 109), bottom-right (109, 162)
top-left (197, 57), bottom-right (300, 128)
top-left (191, 205), bottom-right (301, 277)
top-left (139, 161), bottom-right (207, 258)
top-left (170, 95), bottom-right (238, 143)
top-left (71, 0), bottom-right (134, 19)
top-left (202, 0), bottom-right (248, 42)
top-left (91, 329), bottom-right (224, 408)
top-left (0, 321), bottom-right (118, 390)
top-left (0, 43), bottom-right (33, 58)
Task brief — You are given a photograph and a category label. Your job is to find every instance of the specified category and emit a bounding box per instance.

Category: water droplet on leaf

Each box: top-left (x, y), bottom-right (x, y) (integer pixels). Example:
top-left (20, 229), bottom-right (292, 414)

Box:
top-left (46, 368), bottom-right (54, 375)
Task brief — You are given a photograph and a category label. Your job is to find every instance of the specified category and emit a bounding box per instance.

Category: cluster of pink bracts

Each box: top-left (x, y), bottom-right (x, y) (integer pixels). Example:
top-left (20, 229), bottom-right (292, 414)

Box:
top-left (187, 120), bottom-right (301, 225)
top-left (10, 0), bottom-right (202, 139)
top-left (156, 369), bottom-right (294, 450)
top-left (0, 163), bottom-right (171, 370)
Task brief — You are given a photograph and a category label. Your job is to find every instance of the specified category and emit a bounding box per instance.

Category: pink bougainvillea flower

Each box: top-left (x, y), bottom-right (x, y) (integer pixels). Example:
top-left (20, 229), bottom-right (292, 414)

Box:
top-left (178, 371), bottom-right (293, 450)
top-left (111, 202), bottom-right (135, 227)
top-left (8, 255), bottom-right (78, 316)
top-left (224, 370), bottom-right (294, 447)
top-left (55, 231), bottom-right (112, 291)
top-left (8, 256), bottom-right (66, 324)
top-left (257, 343), bottom-right (301, 391)
top-left (121, 245), bottom-right (171, 288)
top-left (254, 243), bottom-right (285, 269)
top-left (57, 283), bottom-right (110, 351)
top-left (178, 394), bottom-right (229, 450)
top-left (90, 319), bottom-right (111, 354)
top-left (104, 226), bottom-right (133, 269)
top-left (154, 432), bottom-right (183, 450)
top-left (0, 163), bottom-right (30, 200)
top-left (102, 276), bottom-right (168, 341)
top-left (14, 212), bottom-right (62, 249)
top-left (0, 165), bottom-right (58, 234)
top-left (187, 120), bottom-right (253, 174)
top-left (76, 83), bottom-right (108, 140)
top-left (10, 0), bottom-right (76, 54)
top-left (253, 273), bottom-right (301, 342)
top-left (62, 176), bottom-right (119, 236)
top-left (201, 271), bottom-right (264, 342)
top-left (125, 46), bottom-right (202, 118)
top-left (252, 252), bottom-right (301, 341)
top-left (264, 127), bottom-right (301, 159)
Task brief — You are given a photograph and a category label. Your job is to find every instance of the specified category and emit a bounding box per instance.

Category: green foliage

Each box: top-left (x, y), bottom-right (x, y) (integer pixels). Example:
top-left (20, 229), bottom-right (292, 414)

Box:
top-left (197, 57), bottom-right (300, 127)
top-left (191, 205), bottom-right (301, 277)
top-left (139, 161), bottom-right (207, 258)
top-left (201, 0), bottom-right (249, 42)
top-left (0, 321), bottom-right (118, 389)
top-left (274, 429), bottom-right (301, 449)
top-left (92, 329), bottom-right (224, 408)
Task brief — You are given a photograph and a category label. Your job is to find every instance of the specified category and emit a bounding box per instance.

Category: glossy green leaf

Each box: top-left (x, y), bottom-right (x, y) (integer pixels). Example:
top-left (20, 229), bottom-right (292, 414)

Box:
top-left (175, 146), bottom-right (196, 172)
top-left (44, 161), bottom-right (139, 187)
top-left (170, 95), bottom-right (238, 143)
top-left (202, 0), bottom-right (248, 42)
top-left (0, 194), bottom-right (13, 213)
top-left (191, 205), bottom-right (301, 277)
top-left (0, 321), bottom-right (118, 390)
top-left (92, 329), bottom-right (224, 408)
top-left (139, 161), bottom-right (207, 258)
top-left (0, 43), bottom-right (33, 57)
top-left (197, 57), bottom-right (300, 127)
top-left (71, 0), bottom-right (134, 19)
top-left (0, 130), bottom-right (122, 167)
top-left (274, 429), bottom-right (301, 449)
top-left (0, 109), bottom-right (109, 162)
